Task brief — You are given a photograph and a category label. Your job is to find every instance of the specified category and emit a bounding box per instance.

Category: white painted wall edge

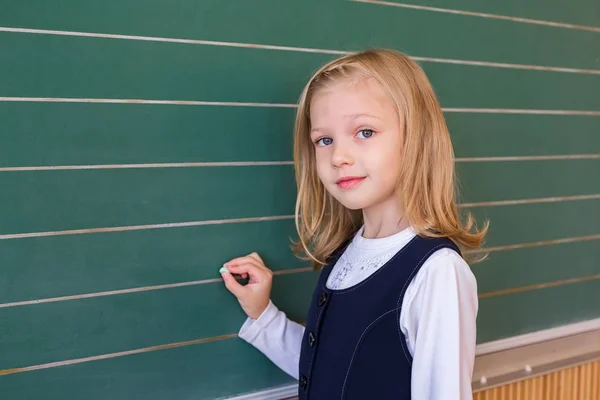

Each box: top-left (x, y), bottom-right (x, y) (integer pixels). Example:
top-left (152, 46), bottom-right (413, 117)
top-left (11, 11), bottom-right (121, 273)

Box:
top-left (227, 317), bottom-right (600, 399)
top-left (475, 317), bottom-right (600, 356)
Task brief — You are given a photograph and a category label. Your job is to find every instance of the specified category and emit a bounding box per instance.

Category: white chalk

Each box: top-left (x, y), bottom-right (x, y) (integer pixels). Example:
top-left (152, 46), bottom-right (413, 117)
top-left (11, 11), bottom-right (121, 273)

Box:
top-left (525, 364), bottom-right (532, 373)
top-left (480, 376), bottom-right (487, 384)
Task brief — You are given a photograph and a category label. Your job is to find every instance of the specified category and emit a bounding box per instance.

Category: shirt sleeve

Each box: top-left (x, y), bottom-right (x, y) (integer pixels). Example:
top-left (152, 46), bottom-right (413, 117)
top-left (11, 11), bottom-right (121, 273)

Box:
top-left (238, 299), bottom-right (305, 380)
top-left (400, 248), bottom-right (478, 400)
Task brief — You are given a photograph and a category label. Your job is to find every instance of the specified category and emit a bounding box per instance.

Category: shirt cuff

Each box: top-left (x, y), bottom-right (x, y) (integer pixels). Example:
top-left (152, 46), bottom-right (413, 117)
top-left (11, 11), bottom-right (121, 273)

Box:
top-left (238, 299), bottom-right (280, 342)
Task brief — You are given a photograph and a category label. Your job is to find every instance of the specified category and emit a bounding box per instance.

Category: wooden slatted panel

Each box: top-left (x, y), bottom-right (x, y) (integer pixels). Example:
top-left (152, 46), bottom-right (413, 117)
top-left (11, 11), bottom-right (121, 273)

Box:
top-left (474, 360), bottom-right (600, 399)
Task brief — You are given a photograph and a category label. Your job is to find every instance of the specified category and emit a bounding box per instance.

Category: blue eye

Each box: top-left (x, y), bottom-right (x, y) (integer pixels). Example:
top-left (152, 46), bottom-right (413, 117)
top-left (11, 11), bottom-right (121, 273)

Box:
top-left (316, 137), bottom-right (333, 146)
top-left (357, 129), bottom-right (374, 139)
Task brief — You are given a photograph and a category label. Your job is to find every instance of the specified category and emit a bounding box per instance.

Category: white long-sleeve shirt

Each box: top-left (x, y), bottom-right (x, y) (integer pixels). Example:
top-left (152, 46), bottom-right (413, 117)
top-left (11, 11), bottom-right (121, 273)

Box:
top-left (238, 226), bottom-right (478, 399)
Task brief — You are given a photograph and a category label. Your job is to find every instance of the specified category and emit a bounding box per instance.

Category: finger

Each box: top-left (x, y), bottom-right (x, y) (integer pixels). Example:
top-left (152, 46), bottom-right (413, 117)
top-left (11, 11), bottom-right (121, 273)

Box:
top-left (225, 255), bottom-right (266, 269)
top-left (221, 270), bottom-right (246, 298)
top-left (223, 263), bottom-right (266, 281)
top-left (224, 258), bottom-right (266, 275)
top-left (225, 264), bottom-right (269, 285)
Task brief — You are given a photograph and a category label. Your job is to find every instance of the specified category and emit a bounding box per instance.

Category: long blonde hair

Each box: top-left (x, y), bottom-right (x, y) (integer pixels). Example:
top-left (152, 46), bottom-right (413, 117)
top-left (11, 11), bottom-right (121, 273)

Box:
top-left (292, 48), bottom-right (488, 269)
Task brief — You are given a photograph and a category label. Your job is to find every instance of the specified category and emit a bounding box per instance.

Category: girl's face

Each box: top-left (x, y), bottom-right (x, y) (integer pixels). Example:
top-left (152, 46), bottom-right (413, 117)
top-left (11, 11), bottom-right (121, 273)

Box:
top-left (309, 77), bottom-right (404, 212)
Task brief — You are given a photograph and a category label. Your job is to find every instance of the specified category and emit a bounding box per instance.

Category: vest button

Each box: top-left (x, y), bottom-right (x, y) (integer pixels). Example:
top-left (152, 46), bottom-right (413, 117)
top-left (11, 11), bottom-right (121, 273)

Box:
top-left (299, 374), bottom-right (308, 390)
top-left (318, 292), bottom-right (328, 306)
top-left (308, 331), bottom-right (316, 347)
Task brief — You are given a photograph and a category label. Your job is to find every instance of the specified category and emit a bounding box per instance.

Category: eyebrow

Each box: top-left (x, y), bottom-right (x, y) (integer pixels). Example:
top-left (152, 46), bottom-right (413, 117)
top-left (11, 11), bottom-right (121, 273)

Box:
top-left (310, 113), bottom-right (382, 135)
top-left (346, 113), bottom-right (383, 120)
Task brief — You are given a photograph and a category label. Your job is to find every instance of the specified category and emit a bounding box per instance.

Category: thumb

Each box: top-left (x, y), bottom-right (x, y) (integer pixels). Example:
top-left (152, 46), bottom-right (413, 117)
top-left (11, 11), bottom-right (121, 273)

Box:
top-left (220, 268), bottom-right (246, 298)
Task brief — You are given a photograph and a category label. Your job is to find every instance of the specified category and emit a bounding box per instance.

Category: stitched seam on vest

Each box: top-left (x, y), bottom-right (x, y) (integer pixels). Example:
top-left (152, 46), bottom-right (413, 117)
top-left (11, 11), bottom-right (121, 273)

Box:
top-left (328, 235), bottom-right (420, 294)
top-left (396, 243), bottom-right (458, 364)
top-left (341, 308), bottom-right (397, 400)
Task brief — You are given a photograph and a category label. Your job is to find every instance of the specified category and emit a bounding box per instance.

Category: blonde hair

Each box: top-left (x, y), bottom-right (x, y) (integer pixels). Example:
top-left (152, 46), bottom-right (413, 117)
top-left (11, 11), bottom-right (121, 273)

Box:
top-left (292, 48), bottom-right (488, 269)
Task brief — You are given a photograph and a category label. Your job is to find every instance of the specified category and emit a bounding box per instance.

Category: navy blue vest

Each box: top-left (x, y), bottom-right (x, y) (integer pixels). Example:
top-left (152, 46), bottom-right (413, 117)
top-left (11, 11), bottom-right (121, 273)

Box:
top-left (298, 234), bottom-right (460, 399)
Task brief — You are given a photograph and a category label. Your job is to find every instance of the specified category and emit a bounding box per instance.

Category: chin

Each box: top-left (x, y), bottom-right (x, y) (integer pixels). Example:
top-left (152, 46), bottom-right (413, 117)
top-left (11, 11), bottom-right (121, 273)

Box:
top-left (337, 200), bottom-right (364, 211)
top-left (330, 191), bottom-right (372, 211)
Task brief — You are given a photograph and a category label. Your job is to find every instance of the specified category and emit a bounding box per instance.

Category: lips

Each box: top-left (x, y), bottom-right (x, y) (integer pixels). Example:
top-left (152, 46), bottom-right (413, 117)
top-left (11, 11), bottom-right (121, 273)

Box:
top-left (336, 176), bottom-right (366, 190)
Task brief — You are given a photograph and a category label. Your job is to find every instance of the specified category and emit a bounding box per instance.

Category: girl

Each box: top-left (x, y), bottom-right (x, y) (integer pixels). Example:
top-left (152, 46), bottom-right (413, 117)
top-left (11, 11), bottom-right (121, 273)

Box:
top-left (220, 48), bottom-right (487, 400)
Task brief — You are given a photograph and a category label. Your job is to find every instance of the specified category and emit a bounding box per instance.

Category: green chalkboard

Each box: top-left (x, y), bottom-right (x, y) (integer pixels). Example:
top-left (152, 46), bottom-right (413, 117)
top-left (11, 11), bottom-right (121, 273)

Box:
top-left (1, 0), bottom-right (599, 398)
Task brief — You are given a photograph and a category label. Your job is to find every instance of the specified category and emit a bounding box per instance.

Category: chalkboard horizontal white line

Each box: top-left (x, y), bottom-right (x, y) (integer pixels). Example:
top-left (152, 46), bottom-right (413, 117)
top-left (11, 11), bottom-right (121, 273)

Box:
top-left (1, 194), bottom-right (599, 240)
top-left (0, 26), bottom-right (349, 55)
top-left (0, 267), bottom-right (313, 309)
top-left (466, 233), bottom-right (600, 254)
top-left (1, 155), bottom-right (597, 172)
top-left (0, 333), bottom-right (238, 376)
top-left (2, 273), bottom-right (600, 376)
top-left (0, 96), bottom-right (298, 108)
top-left (409, 55), bottom-right (600, 75)
top-left (0, 234), bottom-right (598, 309)
top-left (2, 97), bottom-right (600, 116)
top-left (2, 27), bottom-right (600, 75)
top-left (455, 154), bottom-right (600, 162)
top-left (442, 108), bottom-right (600, 116)
top-left (351, 0), bottom-right (600, 33)
top-left (0, 161), bottom-right (294, 171)
top-left (479, 274), bottom-right (600, 299)
top-left (0, 215), bottom-right (295, 240)
top-left (458, 194), bottom-right (600, 208)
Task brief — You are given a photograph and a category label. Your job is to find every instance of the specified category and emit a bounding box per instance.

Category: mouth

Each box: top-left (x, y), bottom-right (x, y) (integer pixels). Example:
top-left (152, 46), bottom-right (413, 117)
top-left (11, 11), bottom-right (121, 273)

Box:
top-left (336, 176), bottom-right (366, 190)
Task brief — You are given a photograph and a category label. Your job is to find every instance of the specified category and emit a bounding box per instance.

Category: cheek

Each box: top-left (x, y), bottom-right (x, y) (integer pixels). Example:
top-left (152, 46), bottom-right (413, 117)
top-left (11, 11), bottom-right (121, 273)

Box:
top-left (313, 151), bottom-right (330, 177)
top-left (369, 138), bottom-right (402, 182)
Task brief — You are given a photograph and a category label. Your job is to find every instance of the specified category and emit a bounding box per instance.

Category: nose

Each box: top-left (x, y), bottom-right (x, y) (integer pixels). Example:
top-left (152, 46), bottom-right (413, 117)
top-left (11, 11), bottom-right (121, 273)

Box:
top-left (331, 142), bottom-right (354, 168)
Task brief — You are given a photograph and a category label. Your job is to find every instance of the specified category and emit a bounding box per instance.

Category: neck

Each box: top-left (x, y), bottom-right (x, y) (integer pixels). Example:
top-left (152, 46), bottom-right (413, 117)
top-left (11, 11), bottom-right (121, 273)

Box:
top-left (361, 195), bottom-right (408, 239)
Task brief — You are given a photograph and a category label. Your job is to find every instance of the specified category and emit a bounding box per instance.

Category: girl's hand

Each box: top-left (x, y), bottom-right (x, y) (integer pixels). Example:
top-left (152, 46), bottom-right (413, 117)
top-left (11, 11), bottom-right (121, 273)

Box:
top-left (220, 252), bottom-right (273, 320)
